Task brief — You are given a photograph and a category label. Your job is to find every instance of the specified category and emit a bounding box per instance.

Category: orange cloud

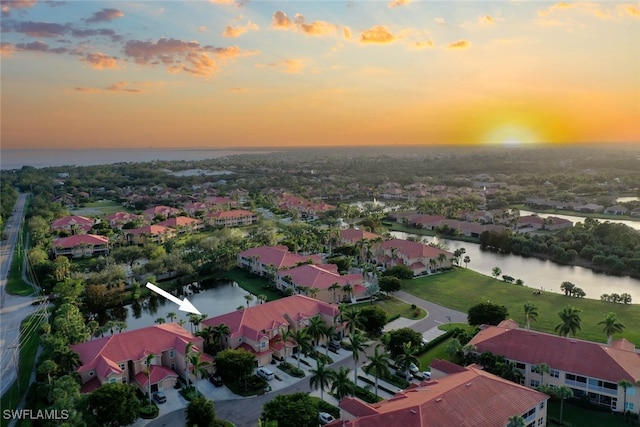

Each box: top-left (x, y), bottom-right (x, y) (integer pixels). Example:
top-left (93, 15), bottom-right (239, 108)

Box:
top-left (1, 42), bottom-right (15, 57)
top-left (107, 81), bottom-right (142, 93)
top-left (388, 0), bottom-right (412, 8)
top-left (82, 52), bottom-right (119, 70)
top-left (86, 8), bottom-right (124, 23)
top-left (223, 21), bottom-right (259, 37)
top-left (447, 40), bottom-right (471, 49)
top-left (123, 37), bottom-right (256, 77)
top-left (272, 11), bottom-right (292, 29)
top-left (271, 11), bottom-right (339, 37)
top-left (257, 59), bottom-right (305, 74)
top-left (537, 2), bottom-right (640, 22)
top-left (411, 40), bottom-right (434, 50)
top-left (360, 26), bottom-right (397, 44)
top-left (1, 0), bottom-right (37, 17)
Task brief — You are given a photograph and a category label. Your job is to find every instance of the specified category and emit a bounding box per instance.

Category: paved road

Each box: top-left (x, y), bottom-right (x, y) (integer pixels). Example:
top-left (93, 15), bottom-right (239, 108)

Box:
top-left (0, 193), bottom-right (39, 396)
top-left (148, 292), bottom-right (467, 427)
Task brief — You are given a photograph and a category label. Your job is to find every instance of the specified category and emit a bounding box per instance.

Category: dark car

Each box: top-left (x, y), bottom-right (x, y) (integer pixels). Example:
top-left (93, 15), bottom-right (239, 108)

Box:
top-left (209, 375), bottom-right (223, 387)
top-left (153, 391), bottom-right (167, 403)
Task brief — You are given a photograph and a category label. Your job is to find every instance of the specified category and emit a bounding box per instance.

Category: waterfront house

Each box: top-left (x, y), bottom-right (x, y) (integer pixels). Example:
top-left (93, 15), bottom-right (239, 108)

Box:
top-left (374, 239), bottom-right (453, 275)
top-left (275, 264), bottom-right (365, 303)
top-left (202, 295), bottom-right (343, 366)
top-left (237, 245), bottom-right (322, 277)
top-left (53, 234), bottom-right (110, 258)
top-left (339, 228), bottom-right (381, 245)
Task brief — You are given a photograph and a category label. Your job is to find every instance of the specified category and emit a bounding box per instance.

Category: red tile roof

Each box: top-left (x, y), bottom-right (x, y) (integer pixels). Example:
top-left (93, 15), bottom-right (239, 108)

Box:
top-left (278, 264), bottom-right (363, 291)
top-left (207, 209), bottom-right (255, 219)
top-left (71, 324), bottom-right (209, 374)
top-left (125, 225), bottom-right (173, 236)
top-left (339, 365), bottom-right (548, 427)
top-left (143, 205), bottom-right (181, 216)
top-left (134, 365), bottom-right (178, 388)
top-left (239, 246), bottom-right (322, 269)
top-left (202, 295), bottom-right (339, 342)
top-left (340, 228), bottom-right (381, 244)
top-left (51, 215), bottom-right (94, 231)
top-left (155, 216), bottom-right (203, 227)
top-left (381, 239), bottom-right (451, 260)
top-left (54, 234), bottom-right (109, 248)
top-left (468, 321), bottom-right (640, 383)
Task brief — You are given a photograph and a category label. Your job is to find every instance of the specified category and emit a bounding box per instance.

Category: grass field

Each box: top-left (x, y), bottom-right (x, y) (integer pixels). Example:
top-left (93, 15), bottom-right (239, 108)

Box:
top-left (222, 268), bottom-right (282, 302)
top-left (6, 226), bottom-right (34, 296)
top-left (71, 199), bottom-right (128, 216)
top-left (547, 400), bottom-right (632, 427)
top-left (352, 296), bottom-right (427, 321)
top-left (403, 268), bottom-right (640, 344)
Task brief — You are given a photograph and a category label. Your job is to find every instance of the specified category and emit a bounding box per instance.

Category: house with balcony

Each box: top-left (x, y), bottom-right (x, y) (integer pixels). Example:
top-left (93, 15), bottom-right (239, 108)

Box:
top-left (468, 320), bottom-right (640, 413)
top-left (374, 239), bottom-right (452, 276)
top-left (125, 225), bottom-right (176, 245)
top-left (339, 228), bottom-right (381, 245)
top-left (275, 264), bottom-right (365, 303)
top-left (237, 246), bottom-right (322, 277)
top-left (336, 363), bottom-right (549, 427)
top-left (70, 323), bottom-right (213, 394)
top-left (53, 234), bottom-right (110, 258)
top-left (142, 205), bottom-right (181, 222)
top-left (201, 295), bottom-right (343, 366)
top-left (50, 215), bottom-right (95, 234)
top-left (206, 209), bottom-right (257, 227)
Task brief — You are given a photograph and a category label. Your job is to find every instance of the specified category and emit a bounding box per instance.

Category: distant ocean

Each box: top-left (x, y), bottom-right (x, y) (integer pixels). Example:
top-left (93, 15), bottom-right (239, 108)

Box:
top-left (0, 149), bottom-right (271, 170)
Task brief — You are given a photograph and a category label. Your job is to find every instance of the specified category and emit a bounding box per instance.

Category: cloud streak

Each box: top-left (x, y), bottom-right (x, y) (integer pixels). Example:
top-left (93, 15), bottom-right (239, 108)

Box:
top-left (86, 8), bottom-right (124, 24)
top-left (223, 21), bottom-right (259, 37)
top-left (360, 25), bottom-right (397, 44)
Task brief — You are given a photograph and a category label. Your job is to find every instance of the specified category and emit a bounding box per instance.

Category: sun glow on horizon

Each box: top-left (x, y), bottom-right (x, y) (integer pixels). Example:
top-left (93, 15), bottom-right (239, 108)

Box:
top-left (484, 124), bottom-right (541, 146)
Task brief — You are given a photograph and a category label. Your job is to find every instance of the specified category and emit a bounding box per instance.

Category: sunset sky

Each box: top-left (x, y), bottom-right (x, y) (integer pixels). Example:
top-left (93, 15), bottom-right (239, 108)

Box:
top-left (1, 0), bottom-right (639, 150)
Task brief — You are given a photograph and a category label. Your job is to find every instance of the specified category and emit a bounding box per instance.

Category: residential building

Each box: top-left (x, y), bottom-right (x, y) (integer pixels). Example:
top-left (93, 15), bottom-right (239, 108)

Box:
top-left (53, 234), bottom-right (110, 258)
top-left (374, 239), bottom-right (453, 275)
top-left (183, 202), bottom-right (209, 216)
top-left (105, 211), bottom-right (145, 229)
top-left (70, 323), bottom-right (213, 394)
top-left (339, 228), bottom-right (381, 245)
top-left (468, 320), bottom-right (640, 413)
top-left (336, 363), bottom-right (549, 427)
top-left (142, 205), bottom-right (181, 222)
top-left (202, 295), bottom-right (343, 366)
top-left (155, 216), bottom-right (204, 233)
top-left (604, 205), bottom-right (630, 216)
top-left (237, 245), bottom-right (322, 277)
top-left (50, 215), bottom-right (94, 234)
top-left (275, 264), bottom-right (364, 303)
top-left (125, 225), bottom-right (176, 244)
top-left (206, 209), bottom-right (257, 227)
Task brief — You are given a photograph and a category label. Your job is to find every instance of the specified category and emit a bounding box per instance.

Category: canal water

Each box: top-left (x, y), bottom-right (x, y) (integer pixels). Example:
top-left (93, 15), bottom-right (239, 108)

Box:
top-left (390, 231), bottom-right (640, 302)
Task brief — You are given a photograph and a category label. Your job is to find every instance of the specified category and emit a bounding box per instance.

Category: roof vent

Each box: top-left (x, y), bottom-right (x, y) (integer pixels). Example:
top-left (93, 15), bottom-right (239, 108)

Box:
top-left (436, 398), bottom-right (442, 402)
top-left (410, 410), bottom-right (417, 414)
top-left (465, 383), bottom-right (472, 387)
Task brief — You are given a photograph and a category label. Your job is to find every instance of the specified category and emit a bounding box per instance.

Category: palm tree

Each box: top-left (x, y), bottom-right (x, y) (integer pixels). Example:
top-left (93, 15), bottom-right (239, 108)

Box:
top-left (349, 332), bottom-right (367, 387)
top-left (492, 266), bottom-right (502, 279)
top-left (53, 348), bottom-right (81, 373)
top-left (507, 415), bottom-right (526, 427)
top-left (145, 353), bottom-right (154, 410)
top-left (395, 342), bottom-right (419, 381)
top-left (177, 318), bottom-right (187, 328)
top-left (340, 307), bottom-right (364, 334)
top-left (557, 385), bottom-right (573, 424)
top-left (365, 345), bottom-right (390, 398)
top-left (211, 323), bottom-right (231, 351)
top-left (331, 366), bottom-right (355, 400)
top-left (437, 252), bottom-right (447, 270)
top-left (554, 305), bottom-right (582, 337)
top-left (618, 379), bottom-right (633, 414)
top-left (184, 341), bottom-right (193, 389)
top-left (328, 283), bottom-right (341, 303)
top-left (290, 329), bottom-right (312, 370)
top-left (257, 294), bottom-right (267, 304)
top-left (306, 315), bottom-right (327, 351)
top-left (155, 317), bottom-right (165, 324)
top-left (166, 312), bottom-right (177, 323)
top-left (598, 312), bottom-right (625, 345)
top-left (309, 361), bottom-right (337, 401)
top-left (244, 293), bottom-right (254, 307)
top-left (523, 302), bottom-right (538, 331)
top-left (323, 324), bottom-right (336, 357)
top-left (536, 362), bottom-right (550, 386)
top-left (463, 255), bottom-right (470, 268)
top-left (277, 329), bottom-right (293, 365)
top-left (342, 284), bottom-right (353, 302)
top-left (190, 350), bottom-right (211, 397)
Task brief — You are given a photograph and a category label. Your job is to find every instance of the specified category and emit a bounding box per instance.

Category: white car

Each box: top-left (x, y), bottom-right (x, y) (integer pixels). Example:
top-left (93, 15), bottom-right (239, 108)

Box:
top-left (416, 370), bottom-right (431, 380)
top-left (256, 366), bottom-right (275, 381)
top-left (409, 363), bottom-right (420, 375)
top-left (319, 412), bottom-right (335, 425)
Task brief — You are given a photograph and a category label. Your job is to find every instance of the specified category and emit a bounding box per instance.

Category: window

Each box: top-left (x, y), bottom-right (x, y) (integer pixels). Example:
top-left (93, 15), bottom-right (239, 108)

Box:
top-left (122, 378), bottom-right (127, 383)
top-left (119, 363), bottom-right (126, 370)
top-left (530, 379), bottom-right (540, 388)
top-left (89, 371), bottom-right (95, 377)
top-left (625, 402), bottom-right (634, 411)
top-left (516, 362), bottom-right (526, 370)
top-left (539, 401), bottom-right (545, 410)
top-left (537, 418), bottom-right (544, 426)
top-left (169, 350), bottom-right (175, 358)
top-left (109, 378), bottom-right (117, 383)
top-left (549, 369), bottom-right (560, 378)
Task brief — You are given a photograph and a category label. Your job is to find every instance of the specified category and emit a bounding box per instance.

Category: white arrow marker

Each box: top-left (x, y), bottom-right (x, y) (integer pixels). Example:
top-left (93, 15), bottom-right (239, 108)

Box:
top-left (146, 282), bottom-right (201, 315)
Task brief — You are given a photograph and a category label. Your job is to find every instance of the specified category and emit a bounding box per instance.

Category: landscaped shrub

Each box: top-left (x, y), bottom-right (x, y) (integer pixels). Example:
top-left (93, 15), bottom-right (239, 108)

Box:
top-left (316, 399), bottom-right (339, 418)
top-left (278, 362), bottom-right (305, 378)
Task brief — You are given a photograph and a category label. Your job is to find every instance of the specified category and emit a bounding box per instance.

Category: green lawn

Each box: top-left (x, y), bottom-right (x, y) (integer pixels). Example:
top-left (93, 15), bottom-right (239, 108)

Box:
top-left (416, 324), bottom-right (476, 370)
top-left (403, 268), bottom-right (640, 344)
top-left (6, 226), bottom-right (34, 296)
top-left (547, 400), bottom-right (631, 427)
top-left (352, 296), bottom-right (427, 321)
top-left (71, 199), bottom-right (128, 216)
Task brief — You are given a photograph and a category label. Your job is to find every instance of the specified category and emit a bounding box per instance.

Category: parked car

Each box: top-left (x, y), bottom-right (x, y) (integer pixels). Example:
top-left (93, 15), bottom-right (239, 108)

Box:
top-left (395, 369), bottom-right (413, 381)
top-left (409, 363), bottom-right (420, 375)
top-left (328, 340), bottom-right (341, 351)
top-left (209, 375), bottom-right (223, 387)
top-left (256, 367), bottom-right (275, 381)
top-left (153, 391), bottom-right (167, 403)
top-left (415, 370), bottom-right (431, 380)
top-left (319, 412), bottom-right (335, 425)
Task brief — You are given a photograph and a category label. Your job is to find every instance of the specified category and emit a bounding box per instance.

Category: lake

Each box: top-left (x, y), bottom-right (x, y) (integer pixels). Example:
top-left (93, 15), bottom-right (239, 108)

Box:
top-left (390, 231), bottom-right (640, 302)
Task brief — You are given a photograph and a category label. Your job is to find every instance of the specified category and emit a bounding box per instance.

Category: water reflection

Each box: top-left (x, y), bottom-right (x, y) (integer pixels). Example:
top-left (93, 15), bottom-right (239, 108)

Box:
top-left (106, 280), bottom-right (253, 331)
